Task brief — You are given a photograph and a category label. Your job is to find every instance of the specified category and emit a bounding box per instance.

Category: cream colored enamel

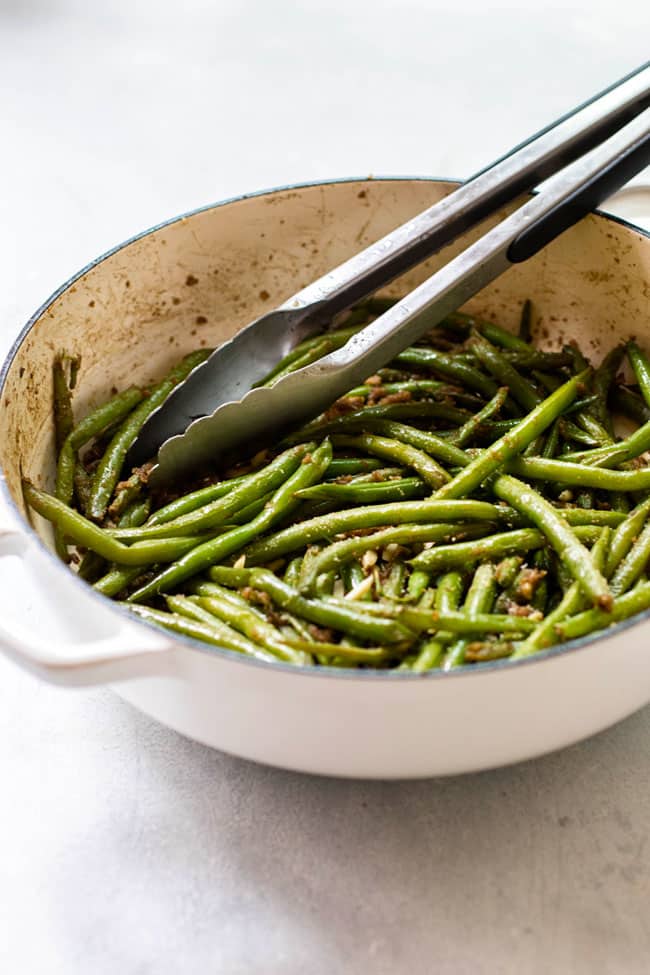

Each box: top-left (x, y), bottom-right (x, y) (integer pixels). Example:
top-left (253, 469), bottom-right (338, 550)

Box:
top-left (0, 178), bottom-right (649, 777)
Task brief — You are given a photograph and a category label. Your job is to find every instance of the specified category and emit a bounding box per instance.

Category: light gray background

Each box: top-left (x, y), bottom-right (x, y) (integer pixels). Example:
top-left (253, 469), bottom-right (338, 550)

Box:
top-left (0, 2), bottom-right (649, 973)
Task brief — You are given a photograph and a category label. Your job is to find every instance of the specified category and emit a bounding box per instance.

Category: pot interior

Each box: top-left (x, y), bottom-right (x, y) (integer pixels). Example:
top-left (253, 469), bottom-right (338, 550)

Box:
top-left (1, 177), bottom-right (649, 538)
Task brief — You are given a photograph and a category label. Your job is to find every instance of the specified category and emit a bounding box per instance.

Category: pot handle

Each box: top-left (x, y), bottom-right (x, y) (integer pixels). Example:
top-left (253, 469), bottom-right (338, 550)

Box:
top-left (0, 492), bottom-right (175, 686)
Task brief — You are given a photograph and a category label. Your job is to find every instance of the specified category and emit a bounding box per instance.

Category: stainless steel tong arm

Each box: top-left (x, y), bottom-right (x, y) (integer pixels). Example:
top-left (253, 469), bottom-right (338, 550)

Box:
top-left (148, 107), bottom-right (650, 484)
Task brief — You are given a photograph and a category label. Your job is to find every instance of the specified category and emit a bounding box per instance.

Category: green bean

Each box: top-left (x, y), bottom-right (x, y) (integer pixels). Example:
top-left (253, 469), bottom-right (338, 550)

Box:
top-left (541, 418), bottom-right (560, 466)
top-left (433, 370), bottom-right (588, 500)
top-left (494, 556), bottom-right (523, 589)
top-left (406, 569), bottom-right (431, 603)
top-left (208, 565), bottom-right (253, 588)
top-left (335, 422), bottom-right (469, 468)
top-left (167, 593), bottom-right (274, 647)
top-left (325, 458), bottom-right (385, 478)
top-left (301, 523), bottom-right (493, 595)
top-left (126, 603), bottom-right (277, 662)
top-left (360, 296), bottom-right (400, 315)
top-left (409, 637), bottom-right (445, 671)
top-left (111, 443), bottom-right (313, 540)
top-left (610, 386), bottom-right (650, 424)
top-left (249, 569), bottom-right (415, 644)
top-left (618, 338), bottom-right (650, 414)
top-left (356, 602), bottom-right (537, 637)
top-left (493, 475), bottom-right (611, 609)
top-left (532, 370), bottom-right (561, 395)
top-left (340, 559), bottom-right (363, 592)
top-left (76, 549), bottom-right (108, 583)
top-left (298, 545), bottom-right (326, 591)
top-left (281, 638), bottom-right (393, 664)
top-left (611, 492), bottom-right (631, 515)
top-left (505, 351), bottom-right (573, 369)
top-left (93, 565), bottom-right (146, 597)
top-left (605, 497), bottom-right (650, 578)
top-left (563, 394), bottom-right (600, 416)
top-left (118, 497), bottom-right (151, 529)
top-left (295, 478), bottom-right (427, 505)
top-left (443, 563), bottom-right (497, 669)
top-left (552, 581), bottom-right (650, 643)
top-left (147, 475), bottom-right (248, 525)
top-left (409, 570), bottom-right (464, 671)
top-left (227, 493), bottom-right (275, 526)
top-left (464, 641), bottom-right (515, 662)
top-left (128, 441), bottom-right (332, 600)
top-left (574, 411), bottom-right (613, 447)
top-left (533, 550), bottom-right (552, 612)
top-left (610, 520), bottom-right (650, 596)
top-left (186, 579), bottom-right (254, 609)
top-left (87, 349), bottom-right (211, 521)
top-left (479, 320), bottom-right (532, 352)
top-left (24, 482), bottom-right (211, 565)
top-left (470, 333), bottom-right (540, 412)
top-left (592, 345), bottom-right (625, 435)
top-left (557, 443), bottom-right (631, 468)
top-left (444, 312), bottom-right (531, 352)
top-left (52, 354), bottom-right (77, 451)
top-left (518, 299), bottom-right (533, 343)
top-left (437, 572), bottom-right (464, 612)
top-left (284, 556), bottom-right (303, 588)
top-left (512, 590), bottom-right (575, 657)
top-left (56, 386), bottom-right (144, 505)
top-left (559, 508), bottom-right (624, 528)
top-left (186, 591), bottom-right (307, 664)
top-left (256, 324), bottom-right (367, 386)
top-left (395, 347), bottom-right (500, 398)
top-left (329, 433), bottom-right (449, 488)
top-left (380, 561), bottom-right (407, 600)
top-left (440, 418), bottom-right (521, 442)
top-left (563, 417), bottom-right (650, 466)
top-left (107, 472), bottom-right (145, 520)
top-left (507, 456), bottom-right (650, 492)
top-left (288, 402), bottom-right (472, 444)
top-left (346, 467), bottom-right (405, 483)
top-left (345, 380), bottom-right (449, 398)
top-left (565, 342), bottom-right (590, 375)
top-left (411, 528), bottom-right (546, 572)
top-left (559, 418), bottom-right (601, 446)
top-left (447, 387), bottom-right (509, 448)
top-left (279, 610), bottom-right (318, 644)
top-left (243, 499), bottom-right (518, 565)
top-left (73, 464), bottom-right (92, 515)
top-left (266, 337), bottom-right (341, 384)
top-left (73, 388), bottom-right (145, 452)
top-left (417, 587), bottom-right (436, 611)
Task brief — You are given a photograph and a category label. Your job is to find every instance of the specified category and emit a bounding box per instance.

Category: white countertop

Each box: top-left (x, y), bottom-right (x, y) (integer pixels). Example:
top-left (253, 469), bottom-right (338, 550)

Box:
top-left (1, 3), bottom-right (649, 972)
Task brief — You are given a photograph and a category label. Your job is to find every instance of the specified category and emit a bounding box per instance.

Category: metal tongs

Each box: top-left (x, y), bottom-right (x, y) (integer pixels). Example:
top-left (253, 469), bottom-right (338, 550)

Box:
top-left (130, 63), bottom-right (650, 486)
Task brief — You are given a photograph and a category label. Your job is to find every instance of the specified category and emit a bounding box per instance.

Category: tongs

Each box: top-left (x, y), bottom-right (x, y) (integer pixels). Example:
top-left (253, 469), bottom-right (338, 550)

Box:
top-left (130, 63), bottom-right (650, 486)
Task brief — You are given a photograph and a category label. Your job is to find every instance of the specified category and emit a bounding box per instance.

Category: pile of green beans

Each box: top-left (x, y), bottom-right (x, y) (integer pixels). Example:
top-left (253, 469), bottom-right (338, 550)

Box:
top-left (26, 297), bottom-right (650, 670)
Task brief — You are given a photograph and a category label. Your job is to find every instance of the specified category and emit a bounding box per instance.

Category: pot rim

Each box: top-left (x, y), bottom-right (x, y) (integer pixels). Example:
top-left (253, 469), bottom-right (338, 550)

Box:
top-left (3, 174), bottom-right (650, 683)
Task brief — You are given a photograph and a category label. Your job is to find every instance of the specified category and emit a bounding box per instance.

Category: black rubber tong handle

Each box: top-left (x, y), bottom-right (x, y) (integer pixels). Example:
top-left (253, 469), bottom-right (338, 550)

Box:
top-left (508, 128), bottom-right (650, 263)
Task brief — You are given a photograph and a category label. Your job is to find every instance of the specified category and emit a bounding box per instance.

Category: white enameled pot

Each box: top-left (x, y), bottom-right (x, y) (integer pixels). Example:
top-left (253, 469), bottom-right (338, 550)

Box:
top-left (1, 178), bottom-right (650, 779)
